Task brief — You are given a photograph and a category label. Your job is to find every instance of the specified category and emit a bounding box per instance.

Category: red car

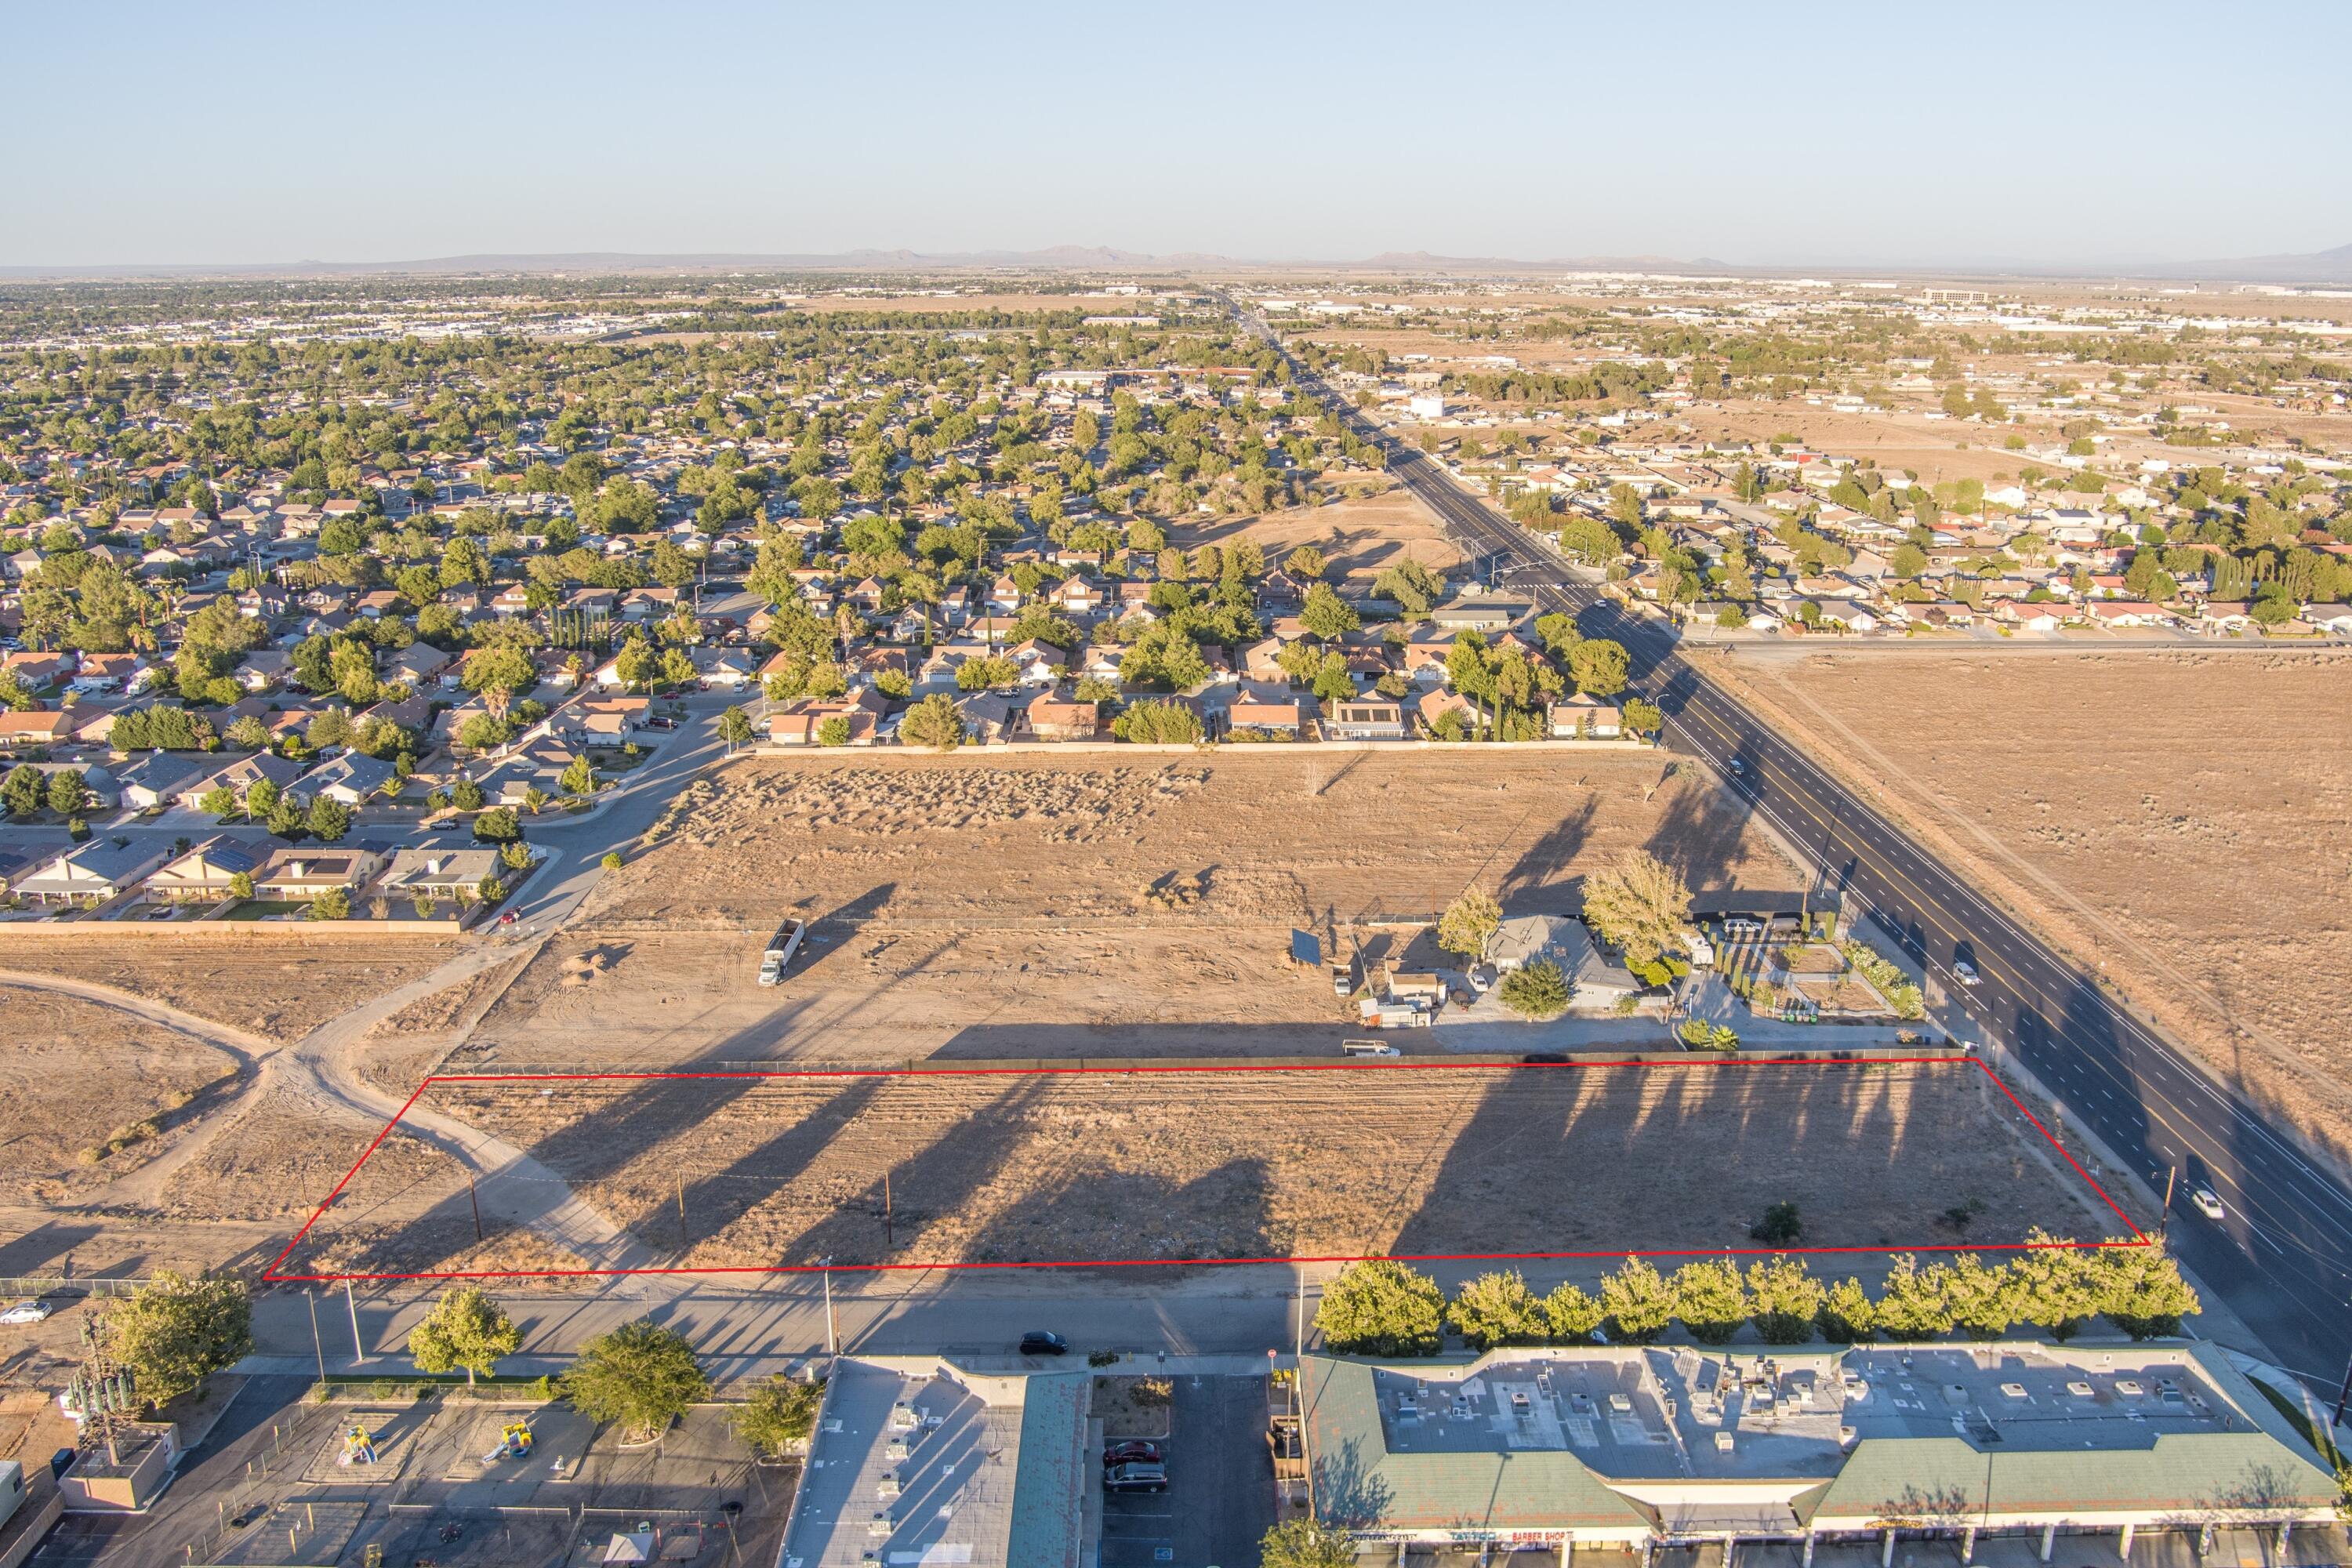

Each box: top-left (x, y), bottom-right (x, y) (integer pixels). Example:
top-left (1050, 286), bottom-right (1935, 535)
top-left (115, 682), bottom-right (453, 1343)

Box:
top-left (1102, 1440), bottom-right (1162, 1469)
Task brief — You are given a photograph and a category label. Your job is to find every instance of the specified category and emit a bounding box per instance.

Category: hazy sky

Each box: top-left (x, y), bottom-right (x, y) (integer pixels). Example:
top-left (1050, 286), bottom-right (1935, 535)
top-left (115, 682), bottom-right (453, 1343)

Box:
top-left (9, 0), bottom-right (2347, 269)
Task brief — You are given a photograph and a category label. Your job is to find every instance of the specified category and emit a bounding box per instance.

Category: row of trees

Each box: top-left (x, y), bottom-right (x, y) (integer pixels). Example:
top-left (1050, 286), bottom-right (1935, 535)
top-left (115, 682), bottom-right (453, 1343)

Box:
top-left (1316, 1244), bottom-right (2200, 1358)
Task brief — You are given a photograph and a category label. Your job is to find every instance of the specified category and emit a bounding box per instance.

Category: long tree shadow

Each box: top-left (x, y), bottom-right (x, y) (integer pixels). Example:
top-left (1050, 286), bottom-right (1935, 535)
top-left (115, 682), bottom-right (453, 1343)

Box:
top-left (1385, 1058), bottom-right (2067, 1261)
top-left (1497, 797), bottom-right (1597, 907)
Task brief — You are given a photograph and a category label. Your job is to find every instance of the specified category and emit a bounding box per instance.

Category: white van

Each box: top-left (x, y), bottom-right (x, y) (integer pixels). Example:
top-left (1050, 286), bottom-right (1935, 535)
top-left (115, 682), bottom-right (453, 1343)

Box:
top-left (1341, 1040), bottom-right (1402, 1058)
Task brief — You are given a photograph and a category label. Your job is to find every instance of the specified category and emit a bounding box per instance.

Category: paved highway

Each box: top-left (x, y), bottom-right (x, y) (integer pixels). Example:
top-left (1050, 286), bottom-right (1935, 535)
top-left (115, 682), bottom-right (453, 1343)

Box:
top-left (1233, 301), bottom-right (2352, 1392)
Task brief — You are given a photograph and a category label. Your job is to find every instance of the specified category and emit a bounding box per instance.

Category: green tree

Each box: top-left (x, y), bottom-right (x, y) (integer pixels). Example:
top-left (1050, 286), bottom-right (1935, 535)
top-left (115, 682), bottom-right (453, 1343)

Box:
top-left (1818, 1277), bottom-right (1877, 1343)
top-left (1299, 582), bottom-right (1360, 640)
top-left (306, 887), bottom-right (350, 920)
top-left (1566, 637), bottom-right (1630, 696)
top-left (1580, 850), bottom-right (1690, 969)
top-left (1620, 697), bottom-right (1664, 739)
top-left (1890, 541), bottom-right (1929, 579)
top-left (2009, 1232), bottom-right (2102, 1341)
top-left (226, 870), bottom-right (254, 901)
top-left (1116, 699), bottom-right (1204, 745)
top-left (2, 764), bottom-right (45, 818)
top-left (1671, 1258), bottom-right (1751, 1345)
top-left (900, 694), bottom-right (964, 751)
top-left (462, 643), bottom-right (537, 699)
top-left (1260, 1519), bottom-right (1358, 1568)
top-left (717, 705), bottom-right (754, 753)
top-left (731, 1373), bottom-right (827, 1459)
top-left (307, 796), bottom-right (350, 843)
top-left (1875, 1255), bottom-right (1956, 1341)
top-left (1542, 1282), bottom-right (1605, 1343)
top-left (407, 1286), bottom-right (522, 1387)
top-left (2096, 1243), bottom-right (2201, 1338)
top-left (1599, 1255), bottom-right (1675, 1344)
top-left (1745, 1256), bottom-right (1824, 1344)
top-left (1316, 1259), bottom-right (1444, 1356)
top-left (1435, 887), bottom-right (1501, 960)
top-left (816, 716), bottom-right (852, 746)
top-left (1284, 545), bottom-right (1327, 580)
top-left (562, 1318), bottom-right (710, 1441)
top-left (1498, 959), bottom-right (1570, 1018)
top-left (1446, 1270), bottom-right (1549, 1350)
top-left (45, 768), bottom-right (89, 818)
top-left (561, 754), bottom-right (597, 797)
top-left (107, 1270), bottom-right (252, 1408)
top-left (472, 807), bottom-right (521, 843)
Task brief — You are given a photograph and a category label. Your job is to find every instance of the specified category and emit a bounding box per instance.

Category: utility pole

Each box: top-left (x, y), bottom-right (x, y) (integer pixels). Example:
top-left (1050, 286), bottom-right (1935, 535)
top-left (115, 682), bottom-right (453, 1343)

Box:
top-left (2332, 1334), bottom-right (2352, 1433)
top-left (884, 1171), bottom-right (893, 1250)
top-left (468, 1175), bottom-right (483, 1242)
top-left (2160, 1166), bottom-right (2177, 1244)
top-left (307, 1290), bottom-right (327, 1381)
top-left (344, 1281), bottom-right (368, 1364)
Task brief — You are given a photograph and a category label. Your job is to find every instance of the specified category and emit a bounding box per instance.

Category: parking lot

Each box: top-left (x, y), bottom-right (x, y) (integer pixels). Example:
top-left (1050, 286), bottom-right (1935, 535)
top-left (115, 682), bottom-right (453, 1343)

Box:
top-left (1098, 1372), bottom-right (1273, 1568)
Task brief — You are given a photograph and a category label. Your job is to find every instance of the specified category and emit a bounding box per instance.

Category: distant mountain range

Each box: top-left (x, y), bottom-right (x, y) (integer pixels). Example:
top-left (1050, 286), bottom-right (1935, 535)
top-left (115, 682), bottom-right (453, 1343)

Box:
top-left (5, 242), bottom-right (2350, 285)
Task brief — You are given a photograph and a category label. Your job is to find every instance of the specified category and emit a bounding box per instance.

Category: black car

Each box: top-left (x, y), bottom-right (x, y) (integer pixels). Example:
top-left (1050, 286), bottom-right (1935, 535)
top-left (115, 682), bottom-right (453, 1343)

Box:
top-left (1018, 1330), bottom-right (1069, 1356)
top-left (1102, 1439), bottom-right (1162, 1468)
top-left (1104, 1461), bottom-right (1167, 1494)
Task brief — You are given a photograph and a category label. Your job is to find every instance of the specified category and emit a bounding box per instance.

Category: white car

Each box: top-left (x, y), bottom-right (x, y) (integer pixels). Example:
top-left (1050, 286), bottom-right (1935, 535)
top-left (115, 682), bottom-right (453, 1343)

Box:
top-left (0, 1300), bottom-right (51, 1326)
top-left (1952, 961), bottom-right (1980, 986)
top-left (2190, 1187), bottom-right (2225, 1221)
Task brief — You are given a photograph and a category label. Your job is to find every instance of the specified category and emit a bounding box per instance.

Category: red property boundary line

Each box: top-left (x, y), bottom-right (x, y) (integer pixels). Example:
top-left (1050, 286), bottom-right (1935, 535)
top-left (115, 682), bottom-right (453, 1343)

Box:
top-left (263, 1054), bottom-right (2151, 1283)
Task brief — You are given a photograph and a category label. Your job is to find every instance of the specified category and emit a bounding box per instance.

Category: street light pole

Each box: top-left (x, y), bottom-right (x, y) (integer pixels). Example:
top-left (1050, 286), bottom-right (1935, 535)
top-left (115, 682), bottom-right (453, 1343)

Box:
top-left (344, 1280), bottom-right (368, 1364)
top-left (819, 1258), bottom-right (837, 1357)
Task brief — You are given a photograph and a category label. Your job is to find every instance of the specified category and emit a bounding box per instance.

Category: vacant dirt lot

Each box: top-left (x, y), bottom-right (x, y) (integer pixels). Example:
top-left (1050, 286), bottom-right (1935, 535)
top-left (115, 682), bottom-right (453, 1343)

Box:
top-left (0, 938), bottom-right (456, 1042)
top-left (0, 987), bottom-right (242, 1203)
top-left (1169, 487), bottom-right (1463, 587)
top-left (1720, 650), bottom-right (2352, 1155)
top-left (282, 1060), bottom-right (2136, 1277)
top-left (473, 749), bottom-right (1795, 1066)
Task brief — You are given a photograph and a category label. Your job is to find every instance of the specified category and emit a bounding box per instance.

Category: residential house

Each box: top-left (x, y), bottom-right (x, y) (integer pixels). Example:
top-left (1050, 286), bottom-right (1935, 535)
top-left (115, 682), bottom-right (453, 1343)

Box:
top-left (255, 845), bottom-right (387, 900)
top-left (691, 647), bottom-right (757, 690)
top-left (306, 751), bottom-right (397, 804)
top-left (1548, 693), bottom-right (1623, 739)
top-left (1320, 697), bottom-right (1408, 740)
top-left (13, 836), bottom-right (172, 906)
top-left (956, 691), bottom-right (1028, 745)
top-left (766, 692), bottom-right (883, 746)
top-left (379, 848), bottom-right (502, 901)
top-left (175, 752), bottom-right (306, 810)
top-left (1242, 637), bottom-right (1287, 684)
top-left (388, 643), bottom-right (456, 688)
top-left (1225, 685), bottom-right (1304, 736)
top-left (1026, 697), bottom-right (1102, 742)
top-left (114, 751), bottom-right (212, 811)
top-left (1048, 576), bottom-right (1103, 617)
top-left (1486, 913), bottom-right (1639, 1010)
top-left (559, 696), bottom-right (652, 747)
top-left (0, 710), bottom-right (76, 748)
top-left (1417, 688), bottom-right (1477, 734)
top-left (144, 833), bottom-right (271, 902)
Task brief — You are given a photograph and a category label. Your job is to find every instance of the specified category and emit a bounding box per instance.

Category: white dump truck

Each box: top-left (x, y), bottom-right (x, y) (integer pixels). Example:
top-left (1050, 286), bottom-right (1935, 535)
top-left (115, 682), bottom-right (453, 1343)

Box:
top-left (757, 920), bottom-right (807, 986)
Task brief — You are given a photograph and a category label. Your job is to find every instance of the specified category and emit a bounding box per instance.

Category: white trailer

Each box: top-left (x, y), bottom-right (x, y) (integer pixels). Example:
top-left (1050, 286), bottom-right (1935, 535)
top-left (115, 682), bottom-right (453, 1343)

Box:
top-left (757, 920), bottom-right (807, 986)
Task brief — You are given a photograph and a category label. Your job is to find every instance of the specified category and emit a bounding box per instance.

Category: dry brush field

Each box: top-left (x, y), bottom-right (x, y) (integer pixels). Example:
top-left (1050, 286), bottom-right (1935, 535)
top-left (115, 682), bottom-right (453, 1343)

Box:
top-left (1721, 650), bottom-right (2352, 1156)
top-left (283, 1059), bottom-right (2136, 1277)
top-left (472, 748), bottom-right (1797, 1067)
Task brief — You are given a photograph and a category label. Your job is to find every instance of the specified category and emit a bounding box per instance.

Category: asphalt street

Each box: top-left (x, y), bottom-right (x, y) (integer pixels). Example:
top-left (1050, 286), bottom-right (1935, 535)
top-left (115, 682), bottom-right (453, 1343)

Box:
top-left (1233, 299), bottom-right (2352, 1393)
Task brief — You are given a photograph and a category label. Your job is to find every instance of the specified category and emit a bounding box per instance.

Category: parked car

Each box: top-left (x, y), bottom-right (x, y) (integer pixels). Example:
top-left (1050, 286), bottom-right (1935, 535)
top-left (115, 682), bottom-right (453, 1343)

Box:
top-left (1018, 1330), bottom-right (1069, 1356)
top-left (2190, 1186), bottom-right (2225, 1221)
top-left (1104, 1461), bottom-right (1167, 1494)
top-left (0, 1300), bottom-right (51, 1325)
top-left (1103, 1439), bottom-right (1162, 1469)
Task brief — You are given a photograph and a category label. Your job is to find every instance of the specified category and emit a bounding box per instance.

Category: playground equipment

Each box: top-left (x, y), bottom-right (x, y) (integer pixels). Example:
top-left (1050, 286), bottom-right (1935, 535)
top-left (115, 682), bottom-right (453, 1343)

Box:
top-left (337, 1422), bottom-right (378, 1468)
top-left (480, 1421), bottom-right (535, 1464)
